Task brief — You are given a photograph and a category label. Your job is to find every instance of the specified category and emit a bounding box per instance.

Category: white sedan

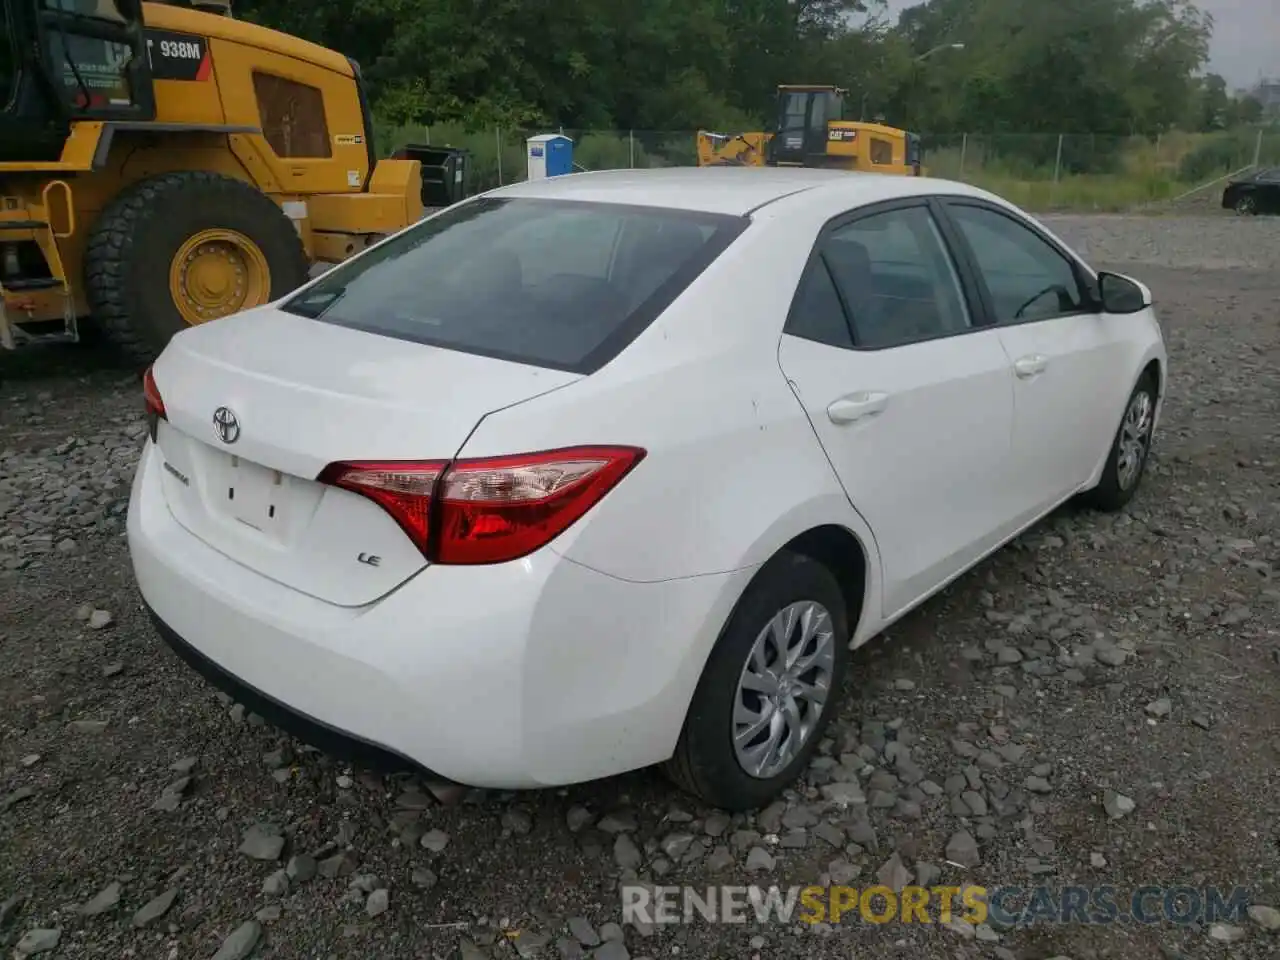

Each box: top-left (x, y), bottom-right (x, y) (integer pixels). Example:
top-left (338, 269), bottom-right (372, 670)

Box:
top-left (128, 166), bottom-right (1165, 811)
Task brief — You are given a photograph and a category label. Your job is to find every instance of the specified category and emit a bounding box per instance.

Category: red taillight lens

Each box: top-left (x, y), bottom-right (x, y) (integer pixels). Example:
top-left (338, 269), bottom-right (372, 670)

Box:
top-left (143, 365), bottom-right (166, 418)
top-left (318, 446), bottom-right (645, 565)
top-left (435, 446), bottom-right (645, 565)
top-left (316, 460), bottom-right (447, 553)
top-left (143, 365), bottom-right (166, 440)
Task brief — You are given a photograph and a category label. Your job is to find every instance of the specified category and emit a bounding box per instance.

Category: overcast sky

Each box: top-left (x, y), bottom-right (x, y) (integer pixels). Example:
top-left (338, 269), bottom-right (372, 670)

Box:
top-left (875, 0), bottom-right (1279, 90)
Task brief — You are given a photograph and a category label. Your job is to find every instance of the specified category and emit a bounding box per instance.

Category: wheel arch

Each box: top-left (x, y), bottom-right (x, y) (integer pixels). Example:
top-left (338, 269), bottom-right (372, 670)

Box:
top-left (779, 524), bottom-right (871, 643)
top-left (720, 499), bottom-right (882, 653)
top-left (1140, 356), bottom-right (1162, 398)
top-left (1138, 352), bottom-right (1165, 436)
top-left (1084, 346), bottom-right (1166, 491)
top-left (662, 519), bottom-right (875, 808)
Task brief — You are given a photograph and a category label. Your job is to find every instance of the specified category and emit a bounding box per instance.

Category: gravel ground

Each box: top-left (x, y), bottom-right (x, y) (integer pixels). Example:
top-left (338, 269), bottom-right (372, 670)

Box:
top-left (1, 213), bottom-right (1278, 960)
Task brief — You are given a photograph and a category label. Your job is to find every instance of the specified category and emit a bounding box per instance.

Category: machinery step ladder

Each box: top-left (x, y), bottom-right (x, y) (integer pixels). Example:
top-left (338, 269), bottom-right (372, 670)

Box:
top-left (0, 180), bottom-right (80, 350)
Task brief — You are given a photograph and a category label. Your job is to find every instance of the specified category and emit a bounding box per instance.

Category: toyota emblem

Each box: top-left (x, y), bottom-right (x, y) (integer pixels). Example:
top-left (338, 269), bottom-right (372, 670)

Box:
top-left (212, 406), bottom-right (241, 444)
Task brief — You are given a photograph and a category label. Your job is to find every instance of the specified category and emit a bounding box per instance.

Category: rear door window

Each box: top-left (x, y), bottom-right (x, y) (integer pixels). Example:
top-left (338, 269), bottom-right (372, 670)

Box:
top-left (821, 205), bottom-right (971, 349)
top-left (283, 197), bottom-right (746, 373)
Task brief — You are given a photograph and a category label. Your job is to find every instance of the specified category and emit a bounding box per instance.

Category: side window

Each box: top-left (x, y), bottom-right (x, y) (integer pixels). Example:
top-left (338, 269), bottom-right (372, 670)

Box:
top-left (809, 93), bottom-right (827, 138)
top-left (785, 259), bottom-right (854, 348)
top-left (45, 31), bottom-right (138, 109)
top-left (869, 138), bottom-right (893, 165)
top-left (947, 203), bottom-right (1085, 324)
top-left (42, 1), bottom-right (128, 23)
top-left (252, 72), bottom-right (332, 159)
top-left (822, 205), bottom-right (971, 349)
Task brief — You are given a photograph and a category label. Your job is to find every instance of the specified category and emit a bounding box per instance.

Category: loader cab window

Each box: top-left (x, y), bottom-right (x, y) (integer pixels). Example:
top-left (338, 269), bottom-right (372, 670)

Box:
top-left (780, 92), bottom-right (808, 134)
top-left (40, 0), bottom-right (129, 24)
top-left (772, 90), bottom-right (839, 166)
top-left (825, 92), bottom-right (845, 122)
top-left (49, 34), bottom-right (138, 109)
top-left (35, 0), bottom-right (153, 116)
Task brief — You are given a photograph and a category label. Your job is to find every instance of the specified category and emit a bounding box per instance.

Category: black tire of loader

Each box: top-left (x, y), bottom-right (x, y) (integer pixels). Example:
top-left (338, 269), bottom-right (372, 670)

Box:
top-left (84, 171), bottom-right (309, 367)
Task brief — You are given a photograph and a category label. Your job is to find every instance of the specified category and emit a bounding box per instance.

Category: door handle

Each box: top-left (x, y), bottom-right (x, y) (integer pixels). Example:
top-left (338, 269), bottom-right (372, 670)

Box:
top-left (827, 391), bottom-right (889, 424)
top-left (1014, 354), bottom-right (1048, 379)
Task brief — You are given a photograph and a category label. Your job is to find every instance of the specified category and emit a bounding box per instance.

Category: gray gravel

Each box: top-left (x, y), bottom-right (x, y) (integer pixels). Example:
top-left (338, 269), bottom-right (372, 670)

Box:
top-left (2, 214), bottom-right (1279, 960)
top-left (1039, 211), bottom-right (1280, 271)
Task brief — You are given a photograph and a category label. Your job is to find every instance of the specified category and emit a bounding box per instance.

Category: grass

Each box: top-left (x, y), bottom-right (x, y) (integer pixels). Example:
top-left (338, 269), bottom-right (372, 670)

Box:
top-left (949, 171), bottom-right (1181, 212)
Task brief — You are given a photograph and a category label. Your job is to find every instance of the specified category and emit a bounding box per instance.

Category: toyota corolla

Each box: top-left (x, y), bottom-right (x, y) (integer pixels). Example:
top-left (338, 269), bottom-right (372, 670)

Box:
top-left (128, 166), bottom-right (1165, 811)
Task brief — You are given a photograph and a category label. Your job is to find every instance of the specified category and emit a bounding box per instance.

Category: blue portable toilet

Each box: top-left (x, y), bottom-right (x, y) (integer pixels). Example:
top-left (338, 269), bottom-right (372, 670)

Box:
top-left (527, 134), bottom-right (573, 179)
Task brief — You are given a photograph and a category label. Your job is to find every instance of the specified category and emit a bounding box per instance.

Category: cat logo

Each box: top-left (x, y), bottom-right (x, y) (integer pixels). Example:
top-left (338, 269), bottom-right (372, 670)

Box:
top-left (334, 134), bottom-right (365, 146)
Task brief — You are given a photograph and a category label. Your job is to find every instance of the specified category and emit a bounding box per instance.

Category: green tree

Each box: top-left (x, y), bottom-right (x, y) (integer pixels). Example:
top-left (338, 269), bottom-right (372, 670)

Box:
top-left (232, 0), bottom-right (1219, 144)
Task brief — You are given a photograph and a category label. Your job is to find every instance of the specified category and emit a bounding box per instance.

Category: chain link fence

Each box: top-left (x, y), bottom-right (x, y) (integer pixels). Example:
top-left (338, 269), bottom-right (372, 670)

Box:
top-left (379, 123), bottom-right (1280, 213)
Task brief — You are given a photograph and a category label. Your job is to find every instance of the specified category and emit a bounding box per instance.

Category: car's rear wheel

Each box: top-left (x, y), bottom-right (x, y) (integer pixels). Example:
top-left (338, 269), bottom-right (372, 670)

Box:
top-left (665, 550), bottom-right (849, 811)
top-left (1081, 373), bottom-right (1157, 512)
top-left (1234, 194), bottom-right (1258, 215)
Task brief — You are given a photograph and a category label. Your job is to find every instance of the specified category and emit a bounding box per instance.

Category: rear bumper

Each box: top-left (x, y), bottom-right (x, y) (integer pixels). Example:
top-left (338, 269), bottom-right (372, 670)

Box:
top-left (127, 440), bottom-right (747, 788)
top-left (147, 605), bottom-right (437, 778)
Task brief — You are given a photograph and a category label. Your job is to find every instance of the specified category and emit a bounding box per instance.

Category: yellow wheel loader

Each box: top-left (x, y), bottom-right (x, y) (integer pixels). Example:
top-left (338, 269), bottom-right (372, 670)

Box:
top-left (697, 85), bottom-right (924, 177)
top-left (0, 0), bottom-right (468, 362)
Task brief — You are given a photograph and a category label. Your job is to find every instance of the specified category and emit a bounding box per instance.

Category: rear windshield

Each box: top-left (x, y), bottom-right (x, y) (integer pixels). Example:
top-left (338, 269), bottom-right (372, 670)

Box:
top-left (282, 196), bottom-right (747, 373)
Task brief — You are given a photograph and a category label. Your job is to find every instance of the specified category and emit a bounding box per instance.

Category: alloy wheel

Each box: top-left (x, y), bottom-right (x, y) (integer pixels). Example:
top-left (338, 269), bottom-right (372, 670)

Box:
top-left (1116, 388), bottom-right (1154, 491)
top-left (732, 600), bottom-right (836, 779)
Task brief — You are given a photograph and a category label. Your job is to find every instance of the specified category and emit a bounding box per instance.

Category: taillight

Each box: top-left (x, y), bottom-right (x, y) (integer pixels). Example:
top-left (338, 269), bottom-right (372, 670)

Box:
top-left (434, 446), bottom-right (645, 564)
top-left (316, 461), bottom-right (446, 554)
top-left (318, 446), bottom-right (645, 565)
top-left (143, 365), bottom-right (166, 441)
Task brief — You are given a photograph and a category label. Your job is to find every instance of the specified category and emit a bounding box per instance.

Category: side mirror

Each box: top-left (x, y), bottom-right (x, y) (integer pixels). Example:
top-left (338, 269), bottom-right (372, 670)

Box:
top-left (1097, 271), bottom-right (1152, 314)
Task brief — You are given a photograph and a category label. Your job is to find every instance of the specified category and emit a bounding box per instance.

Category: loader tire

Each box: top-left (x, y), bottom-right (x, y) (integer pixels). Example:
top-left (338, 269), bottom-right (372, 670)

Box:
top-left (84, 171), bottom-right (309, 366)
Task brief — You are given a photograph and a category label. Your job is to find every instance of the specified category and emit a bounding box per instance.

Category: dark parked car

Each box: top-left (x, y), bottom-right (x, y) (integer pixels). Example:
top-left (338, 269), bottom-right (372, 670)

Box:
top-left (1222, 167), bottom-right (1280, 215)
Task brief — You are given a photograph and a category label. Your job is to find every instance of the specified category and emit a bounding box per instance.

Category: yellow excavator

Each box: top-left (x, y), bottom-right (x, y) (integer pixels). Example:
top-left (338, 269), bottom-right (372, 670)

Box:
top-left (698, 85), bottom-right (923, 176)
top-left (0, 0), bottom-right (468, 362)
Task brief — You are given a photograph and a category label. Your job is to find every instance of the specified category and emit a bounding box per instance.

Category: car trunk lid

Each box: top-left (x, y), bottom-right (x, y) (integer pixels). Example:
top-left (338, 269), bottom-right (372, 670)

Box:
top-left (148, 308), bottom-right (580, 607)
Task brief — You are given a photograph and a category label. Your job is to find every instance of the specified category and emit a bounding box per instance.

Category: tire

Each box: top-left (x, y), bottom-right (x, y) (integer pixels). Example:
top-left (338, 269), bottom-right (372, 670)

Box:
top-left (1234, 194), bottom-right (1257, 215)
top-left (1080, 372), bottom-right (1158, 512)
top-left (664, 550), bottom-right (850, 811)
top-left (84, 171), bottom-right (309, 366)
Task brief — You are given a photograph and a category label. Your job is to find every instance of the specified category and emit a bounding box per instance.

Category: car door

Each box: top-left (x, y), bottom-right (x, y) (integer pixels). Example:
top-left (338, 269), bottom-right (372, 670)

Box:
top-left (776, 199), bottom-right (1018, 619)
top-left (939, 200), bottom-right (1131, 520)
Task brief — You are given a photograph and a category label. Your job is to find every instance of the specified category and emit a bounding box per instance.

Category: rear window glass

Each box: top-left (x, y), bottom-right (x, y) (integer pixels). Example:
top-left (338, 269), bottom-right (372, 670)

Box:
top-left (282, 196), bottom-right (747, 373)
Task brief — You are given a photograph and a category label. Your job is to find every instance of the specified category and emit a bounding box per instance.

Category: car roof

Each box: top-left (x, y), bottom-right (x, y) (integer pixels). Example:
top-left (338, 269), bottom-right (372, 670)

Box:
top-left (488, 166), bottom-right (995, 217)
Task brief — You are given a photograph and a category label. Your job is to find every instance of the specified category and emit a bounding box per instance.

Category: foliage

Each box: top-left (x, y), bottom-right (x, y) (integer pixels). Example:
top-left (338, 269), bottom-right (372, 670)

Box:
top-left (235, 0), bottom-right (1276, 211)
top-left (1176, 129), bottom-right (1265, 181)
top-left (231, 0), bottom-right (1254, 142)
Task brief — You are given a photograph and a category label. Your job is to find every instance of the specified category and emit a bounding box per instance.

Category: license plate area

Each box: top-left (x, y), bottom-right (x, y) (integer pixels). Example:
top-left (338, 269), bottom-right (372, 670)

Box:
top-left (213, 453), bottom-right (291, 541)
